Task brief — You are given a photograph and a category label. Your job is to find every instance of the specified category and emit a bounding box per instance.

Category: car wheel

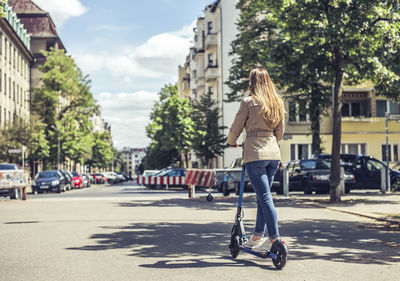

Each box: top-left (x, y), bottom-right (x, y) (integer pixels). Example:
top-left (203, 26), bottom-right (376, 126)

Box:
top-left (234, 182), bottom-right (240, 195)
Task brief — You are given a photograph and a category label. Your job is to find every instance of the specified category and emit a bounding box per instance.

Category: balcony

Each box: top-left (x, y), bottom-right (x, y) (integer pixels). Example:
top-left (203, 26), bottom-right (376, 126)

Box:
top-left (205, 65), bottom-right (219, 81)
top-left (194, 48), bottom-right (205, 60)
top-left (205, 33), bottom-right (218, 49)
top-left (196, 73), bottom-right (205, 90)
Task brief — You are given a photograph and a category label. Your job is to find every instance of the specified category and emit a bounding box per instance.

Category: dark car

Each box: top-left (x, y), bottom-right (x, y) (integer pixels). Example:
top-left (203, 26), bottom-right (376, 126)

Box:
top-left (58, 170), bottom-right (72, 191)
top-left (116, 172), bottom-right (129, 181)
top-left (280, 159), bottom-right (355, 194)
top-left (32, 170), bottom-right (66, 193)
top-left (313, 154), bottom-right (400, 190)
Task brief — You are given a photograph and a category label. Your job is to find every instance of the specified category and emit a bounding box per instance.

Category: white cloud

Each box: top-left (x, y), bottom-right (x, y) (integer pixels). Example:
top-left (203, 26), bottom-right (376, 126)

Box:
top-left (75, 20), bottom-right (195, 84)
top-left (73, 21), bottom-right (196, 148)
top-left (33, 0), bottom-right (88, 27)
top-left (95, 91), bottom-right (159, 148)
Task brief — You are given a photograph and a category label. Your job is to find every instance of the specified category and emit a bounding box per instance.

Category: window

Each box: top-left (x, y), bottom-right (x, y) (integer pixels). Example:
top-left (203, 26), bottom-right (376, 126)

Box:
top-left (290, 144), bottom-right (311, 160)
top-left (8, 77), bottom-right (11, 98)
top-left (366, 159), bottom-right (384, 171)
top-left (288, 101), bottom-right (296, 122)
top-left (342, 102), bottom-right (361, 117)
top-left (298, 100), bottom-right (307, 121)
top-left (341, 143), bottom-right (366, 154)
top-left (4, 38), bottom-right (7, 58)
top-left (288, 100), bottom-right (309, 122)
top-left (376, 100), bottom-right (387, 117)
top-left (12, 81), bottom-right (15, 101)
top-left (192, 70), bottom-right (196, 79)
top-left (0, 70), bottom-right (2, 94)
top-left (208, 86), bottom-right (213, 95)
top-left (382, 144), bottom-right (398, 162)
top-left (207, 21), bottom-right (213, 34)
top-left (376, 100), bottom-right (400, 117)
top-left (0, 32), bottom-right (2, 54)
top-left (208, 54), bottom-right (213, 66)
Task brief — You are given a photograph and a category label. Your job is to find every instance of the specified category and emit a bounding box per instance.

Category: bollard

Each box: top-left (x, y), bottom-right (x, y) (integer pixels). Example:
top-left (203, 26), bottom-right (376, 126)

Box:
top-left (340, 167), bottom-right (345, 195)
top-left (283, 167), bottom-right (289, 197)
top-left (188, 184), bottom-right (196, 198)
top-left (380, 167), bottom-right (387, 194)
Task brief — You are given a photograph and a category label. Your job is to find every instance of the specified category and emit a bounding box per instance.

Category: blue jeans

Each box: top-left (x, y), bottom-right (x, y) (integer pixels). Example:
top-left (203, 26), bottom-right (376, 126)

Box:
top-left (245, 160), bottom-right (280, 240)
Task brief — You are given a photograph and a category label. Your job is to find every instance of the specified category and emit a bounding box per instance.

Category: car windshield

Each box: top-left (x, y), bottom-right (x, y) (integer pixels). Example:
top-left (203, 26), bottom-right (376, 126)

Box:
top-left (301, 160), bottom-right (330, 170)
top-left (37, 171), bottom-right (58, 179)
top-left (72, 172), bottom-right (79, 177)
top-left (155, 169), bottom-right (172, 176)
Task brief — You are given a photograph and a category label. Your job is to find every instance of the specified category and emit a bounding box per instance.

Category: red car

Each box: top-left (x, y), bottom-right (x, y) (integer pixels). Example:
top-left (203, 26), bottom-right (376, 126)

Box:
top-left (72, 172), bottom-right (83, 188)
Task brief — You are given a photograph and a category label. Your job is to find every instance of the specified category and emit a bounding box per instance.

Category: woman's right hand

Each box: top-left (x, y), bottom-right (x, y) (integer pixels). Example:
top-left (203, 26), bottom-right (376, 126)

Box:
top-left (227, 143), bottom-right (239, 147)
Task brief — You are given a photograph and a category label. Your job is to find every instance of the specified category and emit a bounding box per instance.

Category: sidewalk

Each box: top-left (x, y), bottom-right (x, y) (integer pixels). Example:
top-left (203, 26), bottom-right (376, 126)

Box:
top-left (286, 191), bottom-right (400, 228)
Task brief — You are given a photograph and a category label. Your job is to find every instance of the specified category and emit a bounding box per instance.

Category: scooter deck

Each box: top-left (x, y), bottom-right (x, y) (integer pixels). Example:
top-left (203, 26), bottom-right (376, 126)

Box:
top-left (240, 245), bottom-right (269, 259)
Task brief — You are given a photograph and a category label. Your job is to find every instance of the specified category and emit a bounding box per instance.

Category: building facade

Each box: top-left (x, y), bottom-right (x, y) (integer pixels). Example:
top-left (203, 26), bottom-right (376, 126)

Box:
top-left (0, 2), bottom-right (33, 128)
top-left (122, 148), bottom-right (146, 177)
top-left (179, 0), bottom-right (240, 169)
top-left (280, 87), bottom-right (400, 166)
top-left (9, 0), bottom-right (66, 90)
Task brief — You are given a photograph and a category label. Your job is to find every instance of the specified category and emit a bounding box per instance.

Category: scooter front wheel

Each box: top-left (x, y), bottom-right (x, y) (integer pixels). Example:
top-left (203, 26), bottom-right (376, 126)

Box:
top-left (229, 235), bottom-right (240, 258)
top-left (271, 240), bottom-right (288, 269)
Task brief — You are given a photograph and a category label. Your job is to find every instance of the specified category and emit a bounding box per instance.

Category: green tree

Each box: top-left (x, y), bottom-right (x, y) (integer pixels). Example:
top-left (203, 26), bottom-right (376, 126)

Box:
top-left (89, 132), bottom-right (114, 169)
top-left (32, 48), bottom-right (99, 169)
top-left (146, 84), bottom-right (196, 168)
top-left (227, 0), bottom-right (332, 155)
top-left (192, 93), bottom-right (227, 167)
top-left (231, 0), bottom-right (400, 202)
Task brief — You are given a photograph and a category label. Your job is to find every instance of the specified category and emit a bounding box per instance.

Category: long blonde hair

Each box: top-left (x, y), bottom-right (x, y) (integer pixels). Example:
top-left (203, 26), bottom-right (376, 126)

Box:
top-left (249, 68), bottom-right (285, 127)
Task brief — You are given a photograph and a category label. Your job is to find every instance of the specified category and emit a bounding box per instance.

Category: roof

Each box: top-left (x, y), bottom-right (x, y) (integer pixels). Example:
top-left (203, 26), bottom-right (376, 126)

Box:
top-left (205, 0), bottom-right (221, 12)
top-left (8, 0), bottom-right (66, 50)
top-left (8, 0), bottom-right (46, 14)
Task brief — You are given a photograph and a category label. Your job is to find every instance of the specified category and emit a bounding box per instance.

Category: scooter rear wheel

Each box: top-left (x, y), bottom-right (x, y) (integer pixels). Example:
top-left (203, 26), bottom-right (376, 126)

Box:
top-left (271, 240), bottom-right (288, 269)
top-left (229, 235), bottom-right (240, 258)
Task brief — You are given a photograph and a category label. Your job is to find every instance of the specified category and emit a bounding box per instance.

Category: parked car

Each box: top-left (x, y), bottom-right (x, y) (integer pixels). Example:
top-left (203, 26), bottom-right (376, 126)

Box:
top-left (313, 154), bottom-right (400, 190)
top-left (32, 170), bottom-right (66, 193)
top-left (82, 174), bottom-right (91, 187)
top-left (142, 170), bottom-right (159, 177)
top-left (103, 172), bottom-right (118, 184)
top-left (280, 159), bottom-right (356, 194)
top-left (91, 173), bottom-right (106, 184)
top-left (116, 172), bottom-right (130, 181)
top-left (58, 170), bottom-right (72, 191)
top-left (71, 172), bottom-right (84, 188)
top-left (115, 173), bottom-right (126, 182)
top-left (0, 163), bottom-right (30, 199)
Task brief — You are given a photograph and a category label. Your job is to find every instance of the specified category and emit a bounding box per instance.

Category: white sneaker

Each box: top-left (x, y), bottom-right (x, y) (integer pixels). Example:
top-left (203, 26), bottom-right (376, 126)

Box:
top-left (253, 239), bottom-right (273, 252)
top-left (244, 236), bottom-right (266, 248)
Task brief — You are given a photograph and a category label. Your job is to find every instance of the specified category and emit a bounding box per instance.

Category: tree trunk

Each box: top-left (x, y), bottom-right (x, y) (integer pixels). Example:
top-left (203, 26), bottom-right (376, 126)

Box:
top-left (311, 105), bottom-right (322, 154)
top-left (330, 58), bottom-right (344, 202)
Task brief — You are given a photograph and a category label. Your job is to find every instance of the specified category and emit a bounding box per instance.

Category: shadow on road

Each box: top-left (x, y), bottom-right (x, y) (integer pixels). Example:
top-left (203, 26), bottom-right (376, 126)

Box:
top-left (66, 217), bottom-right (400, 269)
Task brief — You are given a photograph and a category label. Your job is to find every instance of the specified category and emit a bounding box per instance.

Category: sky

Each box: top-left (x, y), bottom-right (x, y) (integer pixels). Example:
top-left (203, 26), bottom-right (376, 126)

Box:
top-left (32, 0), bottom-right (214, 149)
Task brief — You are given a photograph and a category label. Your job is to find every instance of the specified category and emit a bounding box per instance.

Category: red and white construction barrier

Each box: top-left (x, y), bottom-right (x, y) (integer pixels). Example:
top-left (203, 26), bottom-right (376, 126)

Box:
top-left (137, 176), bottom-right (185, 186)
top-left (185, 169), bottom-right (215, 187)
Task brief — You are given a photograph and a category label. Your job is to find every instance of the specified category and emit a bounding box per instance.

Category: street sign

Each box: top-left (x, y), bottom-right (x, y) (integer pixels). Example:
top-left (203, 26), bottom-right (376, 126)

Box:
top-left (389, 114), bottom-right (400, 120)
top-left (8, 149), bottom-right (21, 153)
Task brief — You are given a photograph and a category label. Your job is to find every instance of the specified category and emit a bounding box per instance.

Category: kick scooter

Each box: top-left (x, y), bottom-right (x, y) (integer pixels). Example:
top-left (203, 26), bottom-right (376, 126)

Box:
top-left (229, 163), bottom-right (288, 269)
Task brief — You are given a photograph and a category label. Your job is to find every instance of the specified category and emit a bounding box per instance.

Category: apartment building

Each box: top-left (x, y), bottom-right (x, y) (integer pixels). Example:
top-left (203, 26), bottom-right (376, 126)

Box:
top-left (281, 87), bottom-right (400, 165)
top-left (122, 148), bottom-right (146, 177)
top-left (179, 0), bottom-right (240, 169)
top-left (0, 2), bottom-right (33, 128)
top-left (9, 0), bottom-right (66, 90)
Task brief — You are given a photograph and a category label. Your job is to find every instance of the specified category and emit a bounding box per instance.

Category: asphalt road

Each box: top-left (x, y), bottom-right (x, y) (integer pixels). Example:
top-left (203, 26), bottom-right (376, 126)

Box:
top-left (0, 182), bottom-right (399, 281)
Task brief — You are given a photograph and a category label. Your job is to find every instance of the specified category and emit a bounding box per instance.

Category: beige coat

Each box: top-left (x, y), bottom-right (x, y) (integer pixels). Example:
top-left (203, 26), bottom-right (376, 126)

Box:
top-left (227, 95), bottom-right (284, 164)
